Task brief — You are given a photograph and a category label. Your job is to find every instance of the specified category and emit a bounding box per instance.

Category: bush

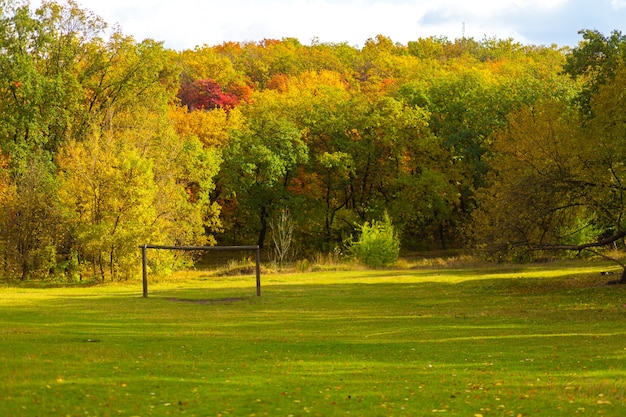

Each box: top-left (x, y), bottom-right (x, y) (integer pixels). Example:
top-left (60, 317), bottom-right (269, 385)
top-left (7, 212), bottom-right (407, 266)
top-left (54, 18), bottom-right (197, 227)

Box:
top-left (349, 212), bottom-right (400, 268)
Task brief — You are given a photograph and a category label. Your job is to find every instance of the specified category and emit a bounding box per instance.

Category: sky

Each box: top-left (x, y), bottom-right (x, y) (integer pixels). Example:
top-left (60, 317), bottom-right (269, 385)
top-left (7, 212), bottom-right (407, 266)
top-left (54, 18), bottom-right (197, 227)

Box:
top-left (34, 0), bottom-right (626, 50)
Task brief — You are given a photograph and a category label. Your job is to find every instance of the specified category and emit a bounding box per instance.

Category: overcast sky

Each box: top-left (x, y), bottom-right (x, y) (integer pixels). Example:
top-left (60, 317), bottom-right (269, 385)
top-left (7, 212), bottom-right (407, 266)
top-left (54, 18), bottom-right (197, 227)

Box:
top-left (34, 0), bottom-right (626, 50)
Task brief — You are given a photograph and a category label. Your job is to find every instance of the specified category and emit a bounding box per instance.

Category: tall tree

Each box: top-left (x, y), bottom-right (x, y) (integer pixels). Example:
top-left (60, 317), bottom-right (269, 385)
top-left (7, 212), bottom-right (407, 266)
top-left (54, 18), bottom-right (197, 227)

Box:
top-left (56, 129), bottom-right (158, 280)
top-left (472, 73), bottom-right (626, 283)
top-left (0, 1), bottom-right (226, 280)
top-left (218, 89), bottom-right (308, 248)
top-left (56, 109), bottom-right (223, 280)
top-left (0, 0), bottom-right (101, 168)
top-left (1, 152), bottom-right (62, 280)
top-left (0, 1), bottom-right (107, 279)
top-left (564, 29), bottom-right (626, 116)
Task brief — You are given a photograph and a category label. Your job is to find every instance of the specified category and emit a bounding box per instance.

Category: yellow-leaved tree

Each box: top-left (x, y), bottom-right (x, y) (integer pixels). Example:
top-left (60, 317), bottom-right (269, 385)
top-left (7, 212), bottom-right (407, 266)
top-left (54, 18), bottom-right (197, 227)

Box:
top-left (56, 129), bottom-right (158, 281)
top-left (169, 105), bottom-right (243, 148)
top-left (472, 86), bottom-right (626, 283)
top-left (56, 108), bottom-right (223, 281)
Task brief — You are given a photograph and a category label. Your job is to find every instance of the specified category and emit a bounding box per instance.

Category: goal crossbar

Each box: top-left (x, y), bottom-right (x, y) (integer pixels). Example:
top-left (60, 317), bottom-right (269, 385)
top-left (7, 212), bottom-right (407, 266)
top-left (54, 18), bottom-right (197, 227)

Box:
top-left (139, 244), bottom-right (261, 298)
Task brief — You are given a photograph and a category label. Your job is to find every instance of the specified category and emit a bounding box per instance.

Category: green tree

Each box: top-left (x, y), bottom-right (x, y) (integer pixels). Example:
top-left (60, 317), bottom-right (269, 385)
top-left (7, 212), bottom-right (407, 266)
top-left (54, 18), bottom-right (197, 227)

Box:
top-left (564, 29), bottom-right (626, 116)
top-left (349, 212), bottom-right (400, 268)
top-left (219, 89), bottom-right (308, 248)
top-left (278, 71), bottom-right (354, 247)
top-left (472, 83), bottom-right (626, 283)
top-left (389, 134), bottom-right (461, 250)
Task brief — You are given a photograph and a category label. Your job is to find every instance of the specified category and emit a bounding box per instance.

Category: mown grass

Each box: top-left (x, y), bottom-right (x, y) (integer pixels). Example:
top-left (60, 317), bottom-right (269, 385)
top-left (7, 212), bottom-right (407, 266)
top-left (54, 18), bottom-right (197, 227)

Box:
top-left (1, 260), bottom-right (625, 416)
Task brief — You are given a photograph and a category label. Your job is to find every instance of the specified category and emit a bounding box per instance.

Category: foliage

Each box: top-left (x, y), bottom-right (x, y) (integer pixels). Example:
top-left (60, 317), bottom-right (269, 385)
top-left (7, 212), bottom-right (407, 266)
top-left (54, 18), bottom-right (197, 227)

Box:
top-left (218, 88), bottom-right (308, 248)
top-left (2, 0), bottom-right (620, 280)
top-left (177, 78), bottom-right (239, 111)
top-left (0, 1), bottom-right (223, 281)
top-left (349, 212), bottom-right (400, 267)
top-left (564, 29), bottom-right (626, 115)
top-left (170, 105), bottom-right (243, 148)
top-left (471, 100), bottom-right (586, 258)
top-left (0, 152), bottom-right (62, 280)
top-left (472, 67), bottom-right (626, 281)
top-left (56, 130), bottom-right (158, 280)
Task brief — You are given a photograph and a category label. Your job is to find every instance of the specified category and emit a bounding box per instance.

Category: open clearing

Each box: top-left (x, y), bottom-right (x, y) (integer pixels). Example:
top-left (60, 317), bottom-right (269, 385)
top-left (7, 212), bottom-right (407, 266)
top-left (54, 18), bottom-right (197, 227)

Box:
top-left (1, 260), bottom-right (625, 416)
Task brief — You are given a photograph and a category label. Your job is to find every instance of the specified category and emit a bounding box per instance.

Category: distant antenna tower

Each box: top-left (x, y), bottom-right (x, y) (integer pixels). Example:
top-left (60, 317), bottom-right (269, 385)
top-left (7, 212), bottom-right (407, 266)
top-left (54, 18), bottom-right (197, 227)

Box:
top-left (462, 22), bottom-right (466, 39)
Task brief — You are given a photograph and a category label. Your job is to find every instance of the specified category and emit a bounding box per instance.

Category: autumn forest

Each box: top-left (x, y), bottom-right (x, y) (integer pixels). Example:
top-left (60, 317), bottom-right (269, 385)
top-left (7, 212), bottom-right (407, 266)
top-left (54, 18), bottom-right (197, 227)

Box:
top-left (2, 0), bottom-right (626, 282)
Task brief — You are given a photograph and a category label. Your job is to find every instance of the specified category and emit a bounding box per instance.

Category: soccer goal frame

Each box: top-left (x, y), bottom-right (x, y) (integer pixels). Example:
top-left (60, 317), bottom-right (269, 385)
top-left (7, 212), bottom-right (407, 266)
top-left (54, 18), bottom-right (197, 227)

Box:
top-left (139, 244), bottom-right (261, 298)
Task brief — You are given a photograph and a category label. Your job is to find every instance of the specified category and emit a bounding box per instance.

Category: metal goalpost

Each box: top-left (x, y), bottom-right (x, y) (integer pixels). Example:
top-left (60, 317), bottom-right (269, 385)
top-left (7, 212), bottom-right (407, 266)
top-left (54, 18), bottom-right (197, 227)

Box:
top-left (139, 244), bottom-right (261, 298)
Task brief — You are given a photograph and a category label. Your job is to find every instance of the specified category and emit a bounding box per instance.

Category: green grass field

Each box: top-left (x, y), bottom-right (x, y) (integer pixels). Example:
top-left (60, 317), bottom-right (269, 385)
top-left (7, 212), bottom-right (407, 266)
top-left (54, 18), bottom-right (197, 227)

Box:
top-left (1, 260), bottom-right (625, 416)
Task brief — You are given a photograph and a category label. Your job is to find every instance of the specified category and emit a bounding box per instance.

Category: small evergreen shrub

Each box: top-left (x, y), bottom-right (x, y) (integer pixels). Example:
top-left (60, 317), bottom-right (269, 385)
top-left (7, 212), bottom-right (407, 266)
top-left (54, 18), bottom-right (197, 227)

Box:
top-left (349, 212), bottom-right (400, 268)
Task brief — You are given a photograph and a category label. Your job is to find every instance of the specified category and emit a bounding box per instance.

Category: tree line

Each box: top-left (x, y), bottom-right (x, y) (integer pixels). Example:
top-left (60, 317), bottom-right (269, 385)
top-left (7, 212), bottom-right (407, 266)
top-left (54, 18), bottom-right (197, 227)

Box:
top-left (1, 0), bottom-right (624, 281)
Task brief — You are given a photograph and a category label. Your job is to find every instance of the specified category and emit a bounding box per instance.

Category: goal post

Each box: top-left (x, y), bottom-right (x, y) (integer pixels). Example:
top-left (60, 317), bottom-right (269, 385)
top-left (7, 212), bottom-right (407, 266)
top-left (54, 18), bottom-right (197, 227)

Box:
top-left (139, 244), bottom-right (261, 298)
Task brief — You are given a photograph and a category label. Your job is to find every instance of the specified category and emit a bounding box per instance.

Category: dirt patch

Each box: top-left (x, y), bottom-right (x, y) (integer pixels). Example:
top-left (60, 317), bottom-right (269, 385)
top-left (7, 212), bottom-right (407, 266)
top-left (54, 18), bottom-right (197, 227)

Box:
top-left (215, 266), bottom-right (258, 276)
top-left (167, 297), bottom-right (247, 304)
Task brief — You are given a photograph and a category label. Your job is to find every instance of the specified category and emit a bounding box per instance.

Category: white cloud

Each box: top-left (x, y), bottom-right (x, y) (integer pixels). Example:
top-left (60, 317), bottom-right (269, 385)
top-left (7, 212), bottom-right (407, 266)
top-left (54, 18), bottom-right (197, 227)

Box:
top-left (27, 0), bottom-right (625, 49)
top-left (612, 0), bottom-right (626, 8)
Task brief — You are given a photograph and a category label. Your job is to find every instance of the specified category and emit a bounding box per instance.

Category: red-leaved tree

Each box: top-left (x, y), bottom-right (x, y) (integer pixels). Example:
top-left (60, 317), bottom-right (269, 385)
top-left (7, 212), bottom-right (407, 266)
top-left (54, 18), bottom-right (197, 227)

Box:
top-left (178, 79), bottom-right (239, 111)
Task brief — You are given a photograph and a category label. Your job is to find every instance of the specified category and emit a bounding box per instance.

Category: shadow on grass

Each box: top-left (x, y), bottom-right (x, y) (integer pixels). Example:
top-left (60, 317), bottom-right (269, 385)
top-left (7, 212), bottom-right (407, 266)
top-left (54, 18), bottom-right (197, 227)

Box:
top-left (166, 297), bottom-right (250, 304)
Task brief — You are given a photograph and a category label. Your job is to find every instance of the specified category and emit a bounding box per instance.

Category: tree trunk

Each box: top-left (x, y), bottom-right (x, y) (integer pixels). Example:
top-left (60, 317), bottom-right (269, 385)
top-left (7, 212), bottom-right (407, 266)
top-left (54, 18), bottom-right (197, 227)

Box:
top-left (608, 268), bottom-right (626, 285)
top-left (98, 253), bottom-right (105, 282)
top-left (20, 261), bottom-right (29, 281)
top-left (439, 223), bottom-right (447, 251)
top-left (257, 205), bottom-right (268, 249)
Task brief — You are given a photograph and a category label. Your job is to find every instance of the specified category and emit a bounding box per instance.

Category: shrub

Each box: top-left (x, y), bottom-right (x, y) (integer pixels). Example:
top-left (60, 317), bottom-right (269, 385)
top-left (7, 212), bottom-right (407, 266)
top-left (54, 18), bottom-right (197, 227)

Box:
top-left (349, 212), bottom-right (400, 268)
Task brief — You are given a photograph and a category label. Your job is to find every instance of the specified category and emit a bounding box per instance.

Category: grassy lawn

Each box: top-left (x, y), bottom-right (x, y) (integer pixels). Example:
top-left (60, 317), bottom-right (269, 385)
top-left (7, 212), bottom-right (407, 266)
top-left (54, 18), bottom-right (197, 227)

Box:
top-left (1, 260), bottom-right (625, 416)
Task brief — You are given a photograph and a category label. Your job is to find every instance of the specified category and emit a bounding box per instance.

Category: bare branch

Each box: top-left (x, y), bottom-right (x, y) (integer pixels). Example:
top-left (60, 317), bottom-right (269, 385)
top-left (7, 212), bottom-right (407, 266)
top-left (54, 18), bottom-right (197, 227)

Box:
top-left (527, 228), bottom-right (626, 252)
